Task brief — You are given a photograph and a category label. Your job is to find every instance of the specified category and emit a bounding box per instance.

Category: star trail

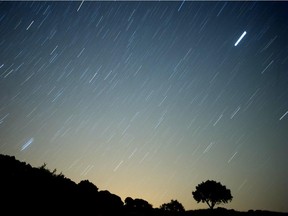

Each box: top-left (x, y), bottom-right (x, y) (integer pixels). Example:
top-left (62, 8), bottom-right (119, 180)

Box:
top-left (0, 1), bottom-right (288, 212)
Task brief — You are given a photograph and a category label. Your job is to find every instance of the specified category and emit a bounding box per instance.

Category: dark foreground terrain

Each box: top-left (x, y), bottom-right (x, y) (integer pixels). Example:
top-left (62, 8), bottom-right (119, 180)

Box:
top-left (1, 153), bottom-right (287, 216)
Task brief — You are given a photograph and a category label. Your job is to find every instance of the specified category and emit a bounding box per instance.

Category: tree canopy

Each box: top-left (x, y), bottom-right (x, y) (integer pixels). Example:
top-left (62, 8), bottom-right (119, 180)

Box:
top-left (192, 180), bottom-right (233, 209)
top-left (160, 199), bottom-right (185, 212)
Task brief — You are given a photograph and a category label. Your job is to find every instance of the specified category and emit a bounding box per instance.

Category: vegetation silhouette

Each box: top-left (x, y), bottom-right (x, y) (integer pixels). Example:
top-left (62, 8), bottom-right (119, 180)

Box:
top-left (192, 180), bottom-right (233, 209)
top-left (124, 196), bottom-right (153, 215)
top-left (1, 154), bottom-right (287, 216)
top-left (160, 199), bottom-right (185, 216)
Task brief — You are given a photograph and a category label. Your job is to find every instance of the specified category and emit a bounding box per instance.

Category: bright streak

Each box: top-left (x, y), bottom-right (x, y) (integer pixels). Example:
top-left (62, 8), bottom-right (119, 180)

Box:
top-left (26, 20), bottom-right (34, 30)
top-left (178, 0), bottom-right (185, 12)
top-left (279, 110), bottom-right (288, 120)
top-left (228, 152), bottom-right (238, 163)
top-left (77, 0), bottom-right (84, 12)
top-left (230, 106), bottom-right (241, 119)
top-left (21, 138), bottom-right (34, 151)
top-left (203, 142), bottom-right (214, 154)
top-left (234, 31), bottom-right (247, 46)
top-left (113, 160), bottom-right (123, 172)
top-left (213, 114), bottom-right (223, 126)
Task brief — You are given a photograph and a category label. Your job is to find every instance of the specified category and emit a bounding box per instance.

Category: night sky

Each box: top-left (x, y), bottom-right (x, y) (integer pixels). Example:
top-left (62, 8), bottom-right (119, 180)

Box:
top-left (0, 0), bottom-right (288, 212)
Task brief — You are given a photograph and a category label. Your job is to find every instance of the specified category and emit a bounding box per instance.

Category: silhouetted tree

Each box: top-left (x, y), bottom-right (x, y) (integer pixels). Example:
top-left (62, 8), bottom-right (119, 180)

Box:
top-left (124, 196), bottom-right (134, 208)
top-left (192, 180), bottom-right (232, 209)
top-left (77, 179), bottom-right (99, 209)
top-left (123, 196), bottom-right (153, 215)
top-left (97, 190), bottom-right (124, 213)
top-left (160, 199), bottom-right (185, 212)
top-left (134, 198), bottom-right (153, 209)
top-left (78, 179), bottom-right (99, 193)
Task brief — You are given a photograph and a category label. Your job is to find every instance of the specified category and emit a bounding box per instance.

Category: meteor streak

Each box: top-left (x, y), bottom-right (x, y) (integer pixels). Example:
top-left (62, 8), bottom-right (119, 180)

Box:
top-left (234, 31), bottom-right (246, 46)
top-left (21, 138), bottom-right (34, 151)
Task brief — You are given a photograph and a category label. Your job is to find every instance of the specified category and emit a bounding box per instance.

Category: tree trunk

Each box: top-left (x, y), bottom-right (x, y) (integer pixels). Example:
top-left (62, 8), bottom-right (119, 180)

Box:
top-left (206, 201), bottom-right (215, 209)
top-left (206, 201), bottom-right (212, 209)
top-left (211, 202), bottom-right (215, 209)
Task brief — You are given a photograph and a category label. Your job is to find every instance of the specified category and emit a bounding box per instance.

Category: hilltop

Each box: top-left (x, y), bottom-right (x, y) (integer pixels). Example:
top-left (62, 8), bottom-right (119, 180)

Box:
top-left (0, 153), bottom-right (287, 216)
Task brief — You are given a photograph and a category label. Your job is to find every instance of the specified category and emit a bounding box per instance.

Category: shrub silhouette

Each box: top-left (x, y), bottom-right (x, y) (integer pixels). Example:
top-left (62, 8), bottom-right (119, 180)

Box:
top-left (124, 196), bottom-right (153, 215)
top-left (124, 196), bottom-right (134, 208)
top-left (97, 190), bottom-right (124, 214)
top-left (160, 199), bottom-right (185, 212)
top-left (124, 197), bottom-right (152, 209)
top-left (78, 179), bottom-right (99, 193)
top-left (160, 199), bottom-right (185, 216)
top-left (192, 180), bottom-right (233, 209)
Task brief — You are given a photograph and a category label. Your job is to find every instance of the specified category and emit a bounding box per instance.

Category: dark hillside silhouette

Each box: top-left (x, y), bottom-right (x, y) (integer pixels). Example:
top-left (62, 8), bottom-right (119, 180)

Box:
top-left (0, 154), bottom-right (121, 215)
top-left (0, 154), bottom-right (287, 216)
